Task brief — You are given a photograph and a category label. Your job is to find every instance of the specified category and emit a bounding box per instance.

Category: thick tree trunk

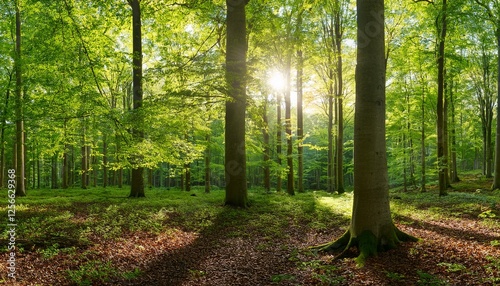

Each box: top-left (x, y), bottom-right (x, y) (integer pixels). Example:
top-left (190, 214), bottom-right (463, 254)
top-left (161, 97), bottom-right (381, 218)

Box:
top-left (492, 29), bottom-right (500, 189)
top-left (313, 0), bottom-right (416, 264)
top-left (129, 0), bottom-right (145, 197)
top-left (224, 0), bottom-right (248, 207)
top-left (15, 0), bottom-right (26, 196)
top-left (0, 72), bottom-right (12, 189)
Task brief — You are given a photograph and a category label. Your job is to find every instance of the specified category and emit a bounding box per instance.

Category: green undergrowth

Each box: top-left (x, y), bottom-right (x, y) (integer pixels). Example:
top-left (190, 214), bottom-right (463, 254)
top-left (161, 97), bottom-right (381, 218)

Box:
top-left (0, 177), bottom-right (498, 284)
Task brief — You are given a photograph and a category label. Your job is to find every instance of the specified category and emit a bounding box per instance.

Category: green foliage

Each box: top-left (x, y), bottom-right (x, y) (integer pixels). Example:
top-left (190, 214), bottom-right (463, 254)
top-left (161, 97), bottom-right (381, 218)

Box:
top-left (66, 260), bottom-right (118, 286)
top-left (437, 262), bottom-right (467, 273)
top-left (385, 271), bottom-right (406, 281)
top-left (484, 256), bottom-right (500, 283)
top-left (416, 270), bottom-right (447, 286)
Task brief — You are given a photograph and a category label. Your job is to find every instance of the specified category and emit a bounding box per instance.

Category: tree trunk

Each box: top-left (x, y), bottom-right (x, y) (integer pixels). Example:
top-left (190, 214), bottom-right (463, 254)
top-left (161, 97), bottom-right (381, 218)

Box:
top-left (450, 80), bottom-right (460, 182)
top-left (205, 133), bottom-right (211, 194)
top-left (81, 143), bottom-right (87, 189)
top-left (297, 50), bottom-right (304, 193)
top-left (276, 92), bottom-right (282, 192)
top-left (443, 84), bottom-right (452, 186)
top-left (263, 97), bottom-right (271, 193)
top-left (313, 1), bottom-right (416, 264)
top-left (327, 67), bottom-right (335, 193)
top-left (128, 0), bottom-right (145, 197)
top-left (15, 0), bottom-right (26, 196)
top-left (284, 58), bottom-right (294, 196)
top-left (334, 11), bottom-right (345, 194)
top-left (224, 0), bottom-right (248, 207)
top-left (436, 0), bottom-right (448, 196)
top-left (103, 137), bottom-right (108, 188)
top-left (420, 77), bottom-right (427, 192)
top-left (0, 72), bottom-right (12, 189)
top-left (185, 164), bottom-right (191, 192)
top-left (51, 155), bottom-right (58, 189)
top-left (492, 29), bottom-right (500, 189)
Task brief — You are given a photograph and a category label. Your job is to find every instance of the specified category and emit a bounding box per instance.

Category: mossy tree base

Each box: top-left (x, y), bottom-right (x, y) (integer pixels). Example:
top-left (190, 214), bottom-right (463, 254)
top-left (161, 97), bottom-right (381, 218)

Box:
top-left (311, 225), bottom-right (418, 267)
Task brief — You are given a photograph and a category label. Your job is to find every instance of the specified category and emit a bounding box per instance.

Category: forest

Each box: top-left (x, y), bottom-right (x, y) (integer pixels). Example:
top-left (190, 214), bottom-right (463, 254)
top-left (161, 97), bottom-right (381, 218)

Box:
top-left (0, 0), bottom-right (499, 285)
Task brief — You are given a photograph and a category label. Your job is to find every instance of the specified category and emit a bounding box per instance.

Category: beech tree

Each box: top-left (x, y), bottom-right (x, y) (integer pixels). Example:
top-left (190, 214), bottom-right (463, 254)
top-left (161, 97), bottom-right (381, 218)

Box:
top-left (474, 0), bottom-right (500, 189)
top-left (224, 0), bottom-right (249, 207)
top-left (15, 0), bottom-right (26, 196)
top-left (313, 0), bottom-right (416, 264)
top-left (128, 0), bottom-right (145, 197)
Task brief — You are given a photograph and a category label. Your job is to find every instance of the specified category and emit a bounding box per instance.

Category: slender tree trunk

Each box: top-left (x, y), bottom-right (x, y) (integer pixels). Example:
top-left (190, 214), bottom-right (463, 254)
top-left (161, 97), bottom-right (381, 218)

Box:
top-left (276, 92), bottom-right (282, 192)
top-left (335, 14), bottom-right (345, 194)
top-left (327, 67), bottom-right (335, 193)
top-left (492, 29), bottom-right (500, 189)
top-left (450, 80), bottom-right (460, 182)
top-left (103, 137), bottom-right (108, 188)
top-left (443, 84), bottom-right (451, 186)
top-left (421, 79), bottom-right (427, 192)
top-left (205, 133), bottom-right (211, 193)
top-left (263, 98), bottom-right (271, 193)
top-left (297, 50), bottom-right (304, 193)
top-left (437, 0), bottom-right (448, 196)
top-left (81, 141), bottom-right (87, 189)
top-left (51, 155), bottom-right (58, 189)
top-left (15, 0), bottom-right (26, 196)
top-left (284, 58), bottom-right (294, 196)
top-left (129, 0), bottom-right (145, 197)
top-left (185, 164), bottom-right (191, 192)
top-left (62, 144), bottom-right (69, 189)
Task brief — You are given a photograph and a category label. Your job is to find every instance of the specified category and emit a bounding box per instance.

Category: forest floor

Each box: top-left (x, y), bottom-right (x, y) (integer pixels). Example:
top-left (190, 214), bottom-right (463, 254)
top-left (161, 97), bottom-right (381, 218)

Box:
top-left (1, 172), bottom-right (499, 285)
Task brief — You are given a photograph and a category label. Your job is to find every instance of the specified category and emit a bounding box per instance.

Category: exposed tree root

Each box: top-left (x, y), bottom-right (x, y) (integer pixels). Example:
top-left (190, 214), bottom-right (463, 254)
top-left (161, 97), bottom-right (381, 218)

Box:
top-left (310, 225), bottom-right (418, 267)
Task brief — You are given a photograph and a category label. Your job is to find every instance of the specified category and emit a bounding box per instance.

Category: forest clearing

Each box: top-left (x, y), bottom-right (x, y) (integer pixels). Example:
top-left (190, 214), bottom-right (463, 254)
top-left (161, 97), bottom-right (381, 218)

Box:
top-left (0, 172), bottom-right (499, 285)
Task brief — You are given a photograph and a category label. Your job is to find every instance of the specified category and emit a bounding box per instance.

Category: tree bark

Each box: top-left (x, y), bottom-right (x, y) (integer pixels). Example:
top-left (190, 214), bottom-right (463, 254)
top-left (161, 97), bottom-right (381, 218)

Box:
top-left (263, 97), bottom-right (271, 193)
top-left (334, 11), bottom-right (345, 194)
top-left (313, 0), bottom-right (416, 264)
top-left (436, 0), bottom-right (448, 196)
top-left (297, 50), bottom-right (304, 193)
top-left (224, 0), bottom-right (248, 207)
top-left (15, 0), bottom-right (26, 196)
top-left (284, 57), bottom-right (294, 196)
top-left (493, 29), bottom-right (500, 189)
top-left (128, 0), bottom-right (145, 197)
top-left (327, 67), bottom-right (335, 193)
top-left (276, 92), bottom-right (282, 192)
top-left (205, 133), bottom-right (211, 193)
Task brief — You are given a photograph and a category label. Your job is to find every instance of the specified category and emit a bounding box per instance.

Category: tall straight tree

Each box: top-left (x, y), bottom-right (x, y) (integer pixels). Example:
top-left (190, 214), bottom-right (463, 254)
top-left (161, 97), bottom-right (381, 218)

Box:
top-left (436, 0), bottom-right (448, 196)
top-left (314, 0), bottom-right (416, 265)
top-left (224, 0), bottom-right (249, 207)
top-left (128, 0), bottom-right (145, 197)
top-left (14, 0), bottom-right (26, 196)
top-left (474, 0), bottom-right (500, 189)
